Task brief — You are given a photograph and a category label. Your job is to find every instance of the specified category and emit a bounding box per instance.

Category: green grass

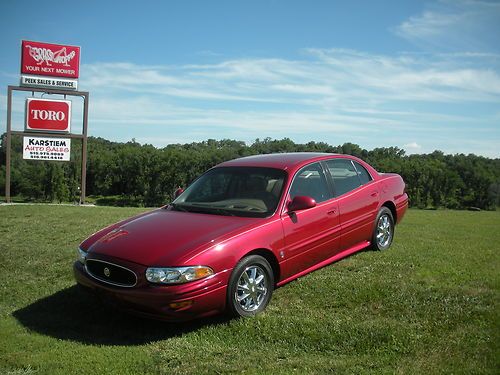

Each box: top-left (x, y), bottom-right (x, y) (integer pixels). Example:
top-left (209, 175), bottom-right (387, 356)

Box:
top-left (0, 206), bottom-right (498, 374)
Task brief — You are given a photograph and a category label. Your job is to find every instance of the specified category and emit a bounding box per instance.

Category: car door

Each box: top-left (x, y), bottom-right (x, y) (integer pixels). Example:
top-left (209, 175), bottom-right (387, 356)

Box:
top-left (324, 158), bottom-right (379, 251)
top-left (280, 162), bottom-right (340, 277)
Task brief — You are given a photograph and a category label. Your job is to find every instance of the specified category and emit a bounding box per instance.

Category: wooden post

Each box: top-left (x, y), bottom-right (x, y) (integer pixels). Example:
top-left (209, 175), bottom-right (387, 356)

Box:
top-left (5, 86), bottom-right (12, 203)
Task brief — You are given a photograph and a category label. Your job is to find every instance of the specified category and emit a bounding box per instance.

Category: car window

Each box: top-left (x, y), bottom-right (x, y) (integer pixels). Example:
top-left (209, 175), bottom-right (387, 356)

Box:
top-left (325, 159), bottom-right (362, 196)
top-left (289, 162), bottom-right (331, 203)
top-left (352, 161), bottom-right (372, 185)
top-left (187, 171), bottom-right (232, 202)
top-left (174, 167), bottom-right (286, 218)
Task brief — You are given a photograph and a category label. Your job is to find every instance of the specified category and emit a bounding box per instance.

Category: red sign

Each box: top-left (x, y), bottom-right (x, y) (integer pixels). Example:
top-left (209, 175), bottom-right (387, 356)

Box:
top-left (26, 98), bottom-right (71, 133)
top-left (21, 40), bottom-right (80, 79)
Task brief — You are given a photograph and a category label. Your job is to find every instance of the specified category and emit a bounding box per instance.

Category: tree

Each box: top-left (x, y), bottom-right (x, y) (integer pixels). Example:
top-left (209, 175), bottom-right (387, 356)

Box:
top-left (1, 133), bottom-right (499, 209)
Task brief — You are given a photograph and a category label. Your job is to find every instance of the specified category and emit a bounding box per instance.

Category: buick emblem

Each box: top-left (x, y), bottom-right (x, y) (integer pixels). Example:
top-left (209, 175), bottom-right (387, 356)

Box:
top-left (103, 267), bottom-right (111, 277)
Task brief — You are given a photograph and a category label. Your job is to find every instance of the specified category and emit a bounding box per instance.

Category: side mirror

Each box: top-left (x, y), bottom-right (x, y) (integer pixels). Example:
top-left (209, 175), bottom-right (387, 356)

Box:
top-left (287, 196), bottom-right (316, 213)
top-left (173, 187), bottom-right (184, 199)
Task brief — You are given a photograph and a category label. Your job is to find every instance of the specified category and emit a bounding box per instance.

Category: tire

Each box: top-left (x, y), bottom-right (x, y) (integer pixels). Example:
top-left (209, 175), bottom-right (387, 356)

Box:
top-left (371, 207), bottom-right (394, 251)
top-left (226, 255), bottom-right (274, 318)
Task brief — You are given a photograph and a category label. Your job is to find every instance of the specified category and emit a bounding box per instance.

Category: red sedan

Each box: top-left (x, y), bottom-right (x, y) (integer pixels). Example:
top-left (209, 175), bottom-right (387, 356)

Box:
top-left (74, 153), bottom-right (408, 321)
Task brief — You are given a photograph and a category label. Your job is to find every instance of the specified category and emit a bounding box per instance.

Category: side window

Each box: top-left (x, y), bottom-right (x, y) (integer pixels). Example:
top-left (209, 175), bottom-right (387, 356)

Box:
top-left (325, 159), bottom-right (361, 196)
top-left (289, 162), bottom-right (331, 203)
top-left (353, 161), bottom-right (372, 185)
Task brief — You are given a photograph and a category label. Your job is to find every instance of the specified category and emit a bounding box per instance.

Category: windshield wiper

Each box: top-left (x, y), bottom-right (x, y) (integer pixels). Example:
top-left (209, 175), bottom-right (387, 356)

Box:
top-left (208, 207), bottom-right (236, 216)
top-left (170, 203), bottom-right (190, 212)
top-left (171, 202), bottom-right (239, 217)
top-left (186, 203), bottom-right (238, 216)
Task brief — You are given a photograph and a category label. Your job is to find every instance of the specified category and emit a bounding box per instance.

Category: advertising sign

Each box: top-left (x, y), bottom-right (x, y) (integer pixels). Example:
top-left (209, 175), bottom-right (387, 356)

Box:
top-left (20, 40), bottom-right (80, 90)
top-left (20, 75), bottom-right (78, 90)
top-left (21, 40), bottom-right (80, 78)
top-left (26, 98), bottom-right (71, 133)
top-left (23, 136), bottom-right (71, 161)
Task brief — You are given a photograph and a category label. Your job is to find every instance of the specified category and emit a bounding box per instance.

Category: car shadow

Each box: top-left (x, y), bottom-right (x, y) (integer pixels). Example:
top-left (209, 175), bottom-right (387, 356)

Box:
top-left (13, 285), bottom-right (231, 346)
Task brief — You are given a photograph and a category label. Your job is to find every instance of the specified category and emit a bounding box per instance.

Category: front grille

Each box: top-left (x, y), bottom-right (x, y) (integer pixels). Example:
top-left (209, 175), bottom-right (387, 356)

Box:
top-left (85, 259), bottom-right (137, 287)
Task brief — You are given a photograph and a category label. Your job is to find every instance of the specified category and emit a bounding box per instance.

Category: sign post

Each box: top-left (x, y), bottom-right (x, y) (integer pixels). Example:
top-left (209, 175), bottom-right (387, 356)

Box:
top-left (4, 39), bottom-right (89, 204)
top-left (5, 86), bottom-right (89, 203)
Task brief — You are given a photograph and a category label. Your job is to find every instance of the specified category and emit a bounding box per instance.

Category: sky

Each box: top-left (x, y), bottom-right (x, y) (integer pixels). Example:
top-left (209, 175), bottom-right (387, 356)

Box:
top-left (0, 0), bottom-right (499, 157)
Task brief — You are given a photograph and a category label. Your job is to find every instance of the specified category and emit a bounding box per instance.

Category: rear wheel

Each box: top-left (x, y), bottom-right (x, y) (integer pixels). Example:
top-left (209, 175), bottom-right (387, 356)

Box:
top-left (227, 255), bottom-right (274, 318)
top-left (371, 207), bottom-right (394, 251)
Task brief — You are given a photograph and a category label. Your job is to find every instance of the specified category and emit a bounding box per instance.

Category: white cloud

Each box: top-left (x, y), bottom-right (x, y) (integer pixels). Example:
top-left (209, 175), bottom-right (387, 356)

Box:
top-left (81, 48), bottom-right (500, 107)
top-left (72, 47), bottom-right (500, 157)
top-left (404, 142), bottom-right (423, 153)
top-left (397, 10), bottom-right (463, 38)
top-left (394, 0), bottom-right (500, 51)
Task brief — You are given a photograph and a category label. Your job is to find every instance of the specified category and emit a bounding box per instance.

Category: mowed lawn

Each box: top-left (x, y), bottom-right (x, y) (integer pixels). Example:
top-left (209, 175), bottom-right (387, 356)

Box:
top-left (0, 205), bottom-right (498, 374)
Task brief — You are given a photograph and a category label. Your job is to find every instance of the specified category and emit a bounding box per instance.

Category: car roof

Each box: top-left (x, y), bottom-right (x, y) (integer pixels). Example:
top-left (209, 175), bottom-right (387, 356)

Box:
top-left (217, 152), bottom-right (344, 170)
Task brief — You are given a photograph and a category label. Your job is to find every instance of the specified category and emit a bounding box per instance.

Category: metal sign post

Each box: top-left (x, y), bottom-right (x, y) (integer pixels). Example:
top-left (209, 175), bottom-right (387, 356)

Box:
top-left (4, 85), bottom-right (89, 204)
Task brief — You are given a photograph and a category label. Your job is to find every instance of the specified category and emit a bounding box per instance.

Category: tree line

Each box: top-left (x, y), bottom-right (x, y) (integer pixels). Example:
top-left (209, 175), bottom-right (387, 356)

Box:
top-left (1, 134), bottom-right (499, 209)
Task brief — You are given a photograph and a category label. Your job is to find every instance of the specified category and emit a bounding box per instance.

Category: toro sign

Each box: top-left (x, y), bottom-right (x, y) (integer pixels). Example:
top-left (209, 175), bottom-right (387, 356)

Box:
top-left (26, 98), bottom-right (71, 133)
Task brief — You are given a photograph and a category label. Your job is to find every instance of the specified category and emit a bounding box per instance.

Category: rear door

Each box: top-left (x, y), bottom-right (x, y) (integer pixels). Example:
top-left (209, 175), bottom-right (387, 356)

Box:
top-left (324, 158), bottom-right (379, 251)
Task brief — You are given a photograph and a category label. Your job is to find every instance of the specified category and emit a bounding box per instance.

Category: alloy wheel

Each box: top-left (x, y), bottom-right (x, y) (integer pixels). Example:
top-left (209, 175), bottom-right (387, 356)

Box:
top-left (235, 265), bottom-right (268, 312)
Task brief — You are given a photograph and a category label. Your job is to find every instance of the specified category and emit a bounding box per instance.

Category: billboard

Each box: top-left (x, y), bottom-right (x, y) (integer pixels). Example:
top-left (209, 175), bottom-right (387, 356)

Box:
top-left (20, 40), bottom-right (80, 90)
top-left (25, 98), bottom-right (71, 133)
top-left (21, 40), bottom-right (80, 78)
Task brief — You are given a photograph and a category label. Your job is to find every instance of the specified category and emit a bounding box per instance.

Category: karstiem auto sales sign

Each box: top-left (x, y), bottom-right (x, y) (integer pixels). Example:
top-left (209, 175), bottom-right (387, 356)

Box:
top-left (23, 136), bottom-right (71, 161)
top-left (20, 40), bottom-right (80, 90)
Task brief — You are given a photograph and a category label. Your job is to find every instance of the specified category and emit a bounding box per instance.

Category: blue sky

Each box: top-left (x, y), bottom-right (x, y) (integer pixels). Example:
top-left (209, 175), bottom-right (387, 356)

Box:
top-left (1, 0), bottom-right (499, 157)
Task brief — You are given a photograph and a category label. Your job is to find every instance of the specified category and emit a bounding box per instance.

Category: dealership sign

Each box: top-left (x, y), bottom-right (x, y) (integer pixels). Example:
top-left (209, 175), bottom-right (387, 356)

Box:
top-left (26, 98), bottom-right (71, 133)
top-left (20, 76), bottom-right (78, 90)
top-left (20, 40), bottom-right (80, 90)
top-left (23, 136), bottom-right (71, 161)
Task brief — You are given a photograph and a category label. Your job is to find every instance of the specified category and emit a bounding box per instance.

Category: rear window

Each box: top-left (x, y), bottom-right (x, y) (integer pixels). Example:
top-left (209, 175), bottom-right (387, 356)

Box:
top-left (325, 159), bottom-right (361, 196)
top-left (353, 161), bottom-right (372, 185)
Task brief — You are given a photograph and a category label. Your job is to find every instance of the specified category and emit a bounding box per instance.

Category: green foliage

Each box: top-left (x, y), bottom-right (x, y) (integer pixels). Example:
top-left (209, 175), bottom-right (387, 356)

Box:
top-left (0, 207), bottom-right (498, 374)
top-left (1, 133), bottom-right (499, 209)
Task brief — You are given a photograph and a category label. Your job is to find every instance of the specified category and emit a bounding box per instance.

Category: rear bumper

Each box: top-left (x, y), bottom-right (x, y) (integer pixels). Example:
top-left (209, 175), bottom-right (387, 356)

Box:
top-left (73, 261), bottom-right (230, 322)
top-left (395, 193), bottom-right (409, 224)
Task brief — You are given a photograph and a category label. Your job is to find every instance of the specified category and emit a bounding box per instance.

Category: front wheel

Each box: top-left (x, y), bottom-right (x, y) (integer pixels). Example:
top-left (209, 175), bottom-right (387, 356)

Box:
top-left (227, 255), bottom-right (274, 318)
top-left (371, 207), bottom-right (394, 251)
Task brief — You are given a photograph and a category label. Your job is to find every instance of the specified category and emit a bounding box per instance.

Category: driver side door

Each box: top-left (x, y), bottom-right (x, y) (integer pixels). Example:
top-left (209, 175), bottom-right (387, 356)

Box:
top-left (280, 162), bottom-right (340, 278)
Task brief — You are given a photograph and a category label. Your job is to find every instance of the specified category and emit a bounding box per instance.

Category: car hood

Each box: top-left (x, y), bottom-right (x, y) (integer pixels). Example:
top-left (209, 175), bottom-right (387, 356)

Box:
top-left (87, 208), bottom-right (259, 266)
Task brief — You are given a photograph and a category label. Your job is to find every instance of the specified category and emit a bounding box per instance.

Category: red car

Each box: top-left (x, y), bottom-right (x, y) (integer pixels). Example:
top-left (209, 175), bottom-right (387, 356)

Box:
top-left (74, 153), bottom-right (408, 321)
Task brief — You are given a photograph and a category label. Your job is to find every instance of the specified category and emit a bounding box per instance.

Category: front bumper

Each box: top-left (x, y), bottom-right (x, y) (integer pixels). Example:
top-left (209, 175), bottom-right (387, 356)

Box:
top-left (73, 260), bottom-right (230, 322)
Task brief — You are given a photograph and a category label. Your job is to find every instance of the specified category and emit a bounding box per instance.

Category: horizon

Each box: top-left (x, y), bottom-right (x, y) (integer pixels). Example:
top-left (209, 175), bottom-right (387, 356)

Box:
top-left (1, 0), bottom-right (499, 158)
top-left (6, 133), bottom-right (495, 159)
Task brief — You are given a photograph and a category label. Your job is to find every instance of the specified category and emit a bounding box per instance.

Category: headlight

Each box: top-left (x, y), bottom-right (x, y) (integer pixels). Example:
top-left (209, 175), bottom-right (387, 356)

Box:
top-left (145, 266), bottom-right (214, 284)
top-left (77, 247), bottom-right (87, 264)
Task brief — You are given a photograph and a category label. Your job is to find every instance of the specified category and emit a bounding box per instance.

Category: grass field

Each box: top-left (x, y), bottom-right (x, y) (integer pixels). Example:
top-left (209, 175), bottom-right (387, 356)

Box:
top-left (0, 205), bottom-right (498, 374)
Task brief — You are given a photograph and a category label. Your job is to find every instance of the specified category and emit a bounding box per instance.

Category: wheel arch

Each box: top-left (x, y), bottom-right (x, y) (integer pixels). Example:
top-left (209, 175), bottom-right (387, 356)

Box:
top-left (381, 200), bottom-right (397, 224)
top-left (244, 248), bottom-right (281, 286)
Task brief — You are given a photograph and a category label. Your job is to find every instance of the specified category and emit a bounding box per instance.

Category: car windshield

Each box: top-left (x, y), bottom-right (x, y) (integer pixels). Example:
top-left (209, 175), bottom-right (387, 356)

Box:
top-left (171, 167), bottom-right (286, 218)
